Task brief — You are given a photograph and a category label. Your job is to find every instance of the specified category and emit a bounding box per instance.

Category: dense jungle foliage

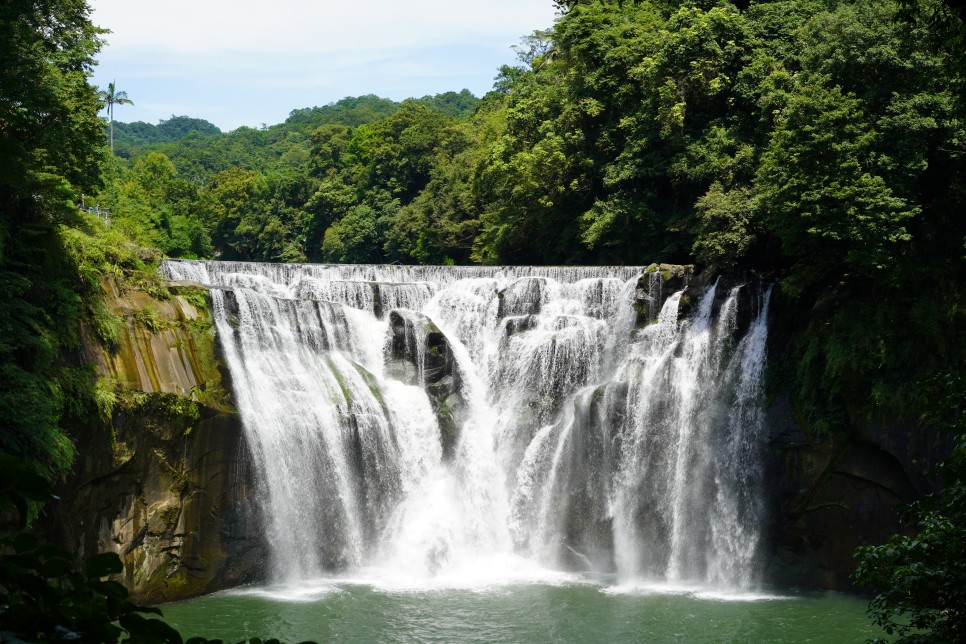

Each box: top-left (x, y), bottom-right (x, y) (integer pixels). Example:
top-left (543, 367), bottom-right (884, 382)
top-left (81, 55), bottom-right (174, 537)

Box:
top-left (0, 0), bottom-right (964, 639)
top-left (1, 0), bottom-right (113, 483)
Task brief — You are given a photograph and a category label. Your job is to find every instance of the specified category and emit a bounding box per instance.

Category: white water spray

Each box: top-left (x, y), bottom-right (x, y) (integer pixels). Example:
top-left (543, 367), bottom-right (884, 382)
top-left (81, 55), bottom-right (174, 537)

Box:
top-left (164, 261), bottom-right (771, 591)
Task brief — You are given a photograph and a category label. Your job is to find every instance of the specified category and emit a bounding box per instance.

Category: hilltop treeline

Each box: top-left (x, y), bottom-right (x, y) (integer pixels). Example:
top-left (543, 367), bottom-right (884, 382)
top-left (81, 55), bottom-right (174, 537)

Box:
top-left (104, 1), bottom-right (965, 272)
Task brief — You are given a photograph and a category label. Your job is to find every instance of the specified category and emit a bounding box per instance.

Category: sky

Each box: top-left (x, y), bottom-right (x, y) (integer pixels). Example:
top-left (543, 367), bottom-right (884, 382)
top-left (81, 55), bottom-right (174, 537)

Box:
top-left (89, 0), bottom-right (561, 132)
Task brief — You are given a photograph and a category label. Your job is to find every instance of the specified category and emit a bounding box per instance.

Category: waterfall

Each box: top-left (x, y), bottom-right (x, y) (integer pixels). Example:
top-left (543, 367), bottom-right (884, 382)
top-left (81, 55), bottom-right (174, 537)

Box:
top-left (163, 260), bottom-right (772, 591)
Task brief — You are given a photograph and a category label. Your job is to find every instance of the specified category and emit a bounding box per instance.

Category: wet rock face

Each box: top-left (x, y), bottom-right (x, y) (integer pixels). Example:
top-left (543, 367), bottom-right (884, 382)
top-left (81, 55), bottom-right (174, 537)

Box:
top-left (498, 277), bottom-right (545, 318)
top-left (633, 264), bottom-right (694, 325)
top-left (503, 315), bottom-right (539, 339)
top-left (387, 310), bottom-right (465, 459)
top-left (48, 279), bottom-right (265, 604)
top-left (92, 278), bottom-right (232, 409)
top-left (762, 391), bottom-right (951, 591)
top-left (637, 266), bottom-right (770, 339)
top-left (53, 406), bottom-right (266, 604)
top-left (701, 272), bottom-right (771, 338)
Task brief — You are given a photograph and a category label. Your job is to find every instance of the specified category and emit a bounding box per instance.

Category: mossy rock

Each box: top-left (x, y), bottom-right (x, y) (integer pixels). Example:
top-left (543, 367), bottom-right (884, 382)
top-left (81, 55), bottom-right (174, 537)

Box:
top-left (353, 362), bottom-right (386, 407)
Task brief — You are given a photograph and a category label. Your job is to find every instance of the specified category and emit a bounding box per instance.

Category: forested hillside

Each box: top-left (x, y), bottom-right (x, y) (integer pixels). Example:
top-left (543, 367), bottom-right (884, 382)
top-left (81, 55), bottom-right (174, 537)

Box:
top-left (1, 0), bottom-right (111, 482)
top-left (111, 116), bottom-right (222, 157)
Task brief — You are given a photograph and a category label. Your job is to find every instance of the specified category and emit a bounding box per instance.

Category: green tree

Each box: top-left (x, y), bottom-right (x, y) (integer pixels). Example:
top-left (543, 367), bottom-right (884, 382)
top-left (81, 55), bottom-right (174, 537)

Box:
top-left (385, 107), bottom-right (503, 264)
top-left (755, 77), bottom-right (918, 290)
top-left (414, 89), bottom-right (480, 119)
top-left (355, 102), bottom-right (453, 203)
top-left (202, 168), bottom-right (269, 259)
top-left (97, 151), bottom-right (211, 257)
top-left (99, 80), bottom-right (134, 152)
top-left (0, 0), bottom-right (106, 481)
top-left (321, 203), bottom-right (379, 263)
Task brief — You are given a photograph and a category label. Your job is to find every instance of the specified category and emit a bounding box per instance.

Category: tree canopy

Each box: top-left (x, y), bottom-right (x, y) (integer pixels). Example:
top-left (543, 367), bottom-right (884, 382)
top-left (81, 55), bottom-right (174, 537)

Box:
top-left (0, 0), bottom-right (106, 480)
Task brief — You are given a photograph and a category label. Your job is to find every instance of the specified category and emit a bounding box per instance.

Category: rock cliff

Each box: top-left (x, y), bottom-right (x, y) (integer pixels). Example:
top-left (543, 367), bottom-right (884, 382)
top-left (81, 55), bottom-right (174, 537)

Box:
top-left (764, 395), bottom-right (949, 590)
top-left (387, 309), bottom-right (465, 459)
top-left (47, 278), bottom-right (266, 604)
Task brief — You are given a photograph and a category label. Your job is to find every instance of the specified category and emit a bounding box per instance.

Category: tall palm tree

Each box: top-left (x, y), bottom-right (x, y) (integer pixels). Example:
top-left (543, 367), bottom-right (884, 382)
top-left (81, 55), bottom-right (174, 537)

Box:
top-left (99, 80), bottom-right (133, 152)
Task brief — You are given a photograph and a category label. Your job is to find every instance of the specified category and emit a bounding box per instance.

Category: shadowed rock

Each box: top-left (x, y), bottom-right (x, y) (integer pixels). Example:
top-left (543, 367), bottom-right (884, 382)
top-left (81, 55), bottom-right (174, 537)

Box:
top-left (388, 309), bottom-right (466, 459)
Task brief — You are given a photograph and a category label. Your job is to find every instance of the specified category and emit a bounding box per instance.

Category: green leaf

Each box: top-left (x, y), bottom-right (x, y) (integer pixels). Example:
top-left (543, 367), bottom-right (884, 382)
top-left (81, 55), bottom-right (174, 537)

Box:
top-left (85, 552), bottom-right (123, 579)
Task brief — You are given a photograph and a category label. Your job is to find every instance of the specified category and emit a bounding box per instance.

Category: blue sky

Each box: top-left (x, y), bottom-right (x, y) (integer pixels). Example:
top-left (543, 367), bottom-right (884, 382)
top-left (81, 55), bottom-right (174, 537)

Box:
top-left (89, 0), bottom-right (560, 131)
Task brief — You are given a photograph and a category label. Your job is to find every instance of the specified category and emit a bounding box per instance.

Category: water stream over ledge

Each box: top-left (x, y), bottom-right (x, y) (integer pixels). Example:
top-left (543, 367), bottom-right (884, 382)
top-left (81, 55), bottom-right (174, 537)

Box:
top-left (163, 260), bottom-right (780, 600)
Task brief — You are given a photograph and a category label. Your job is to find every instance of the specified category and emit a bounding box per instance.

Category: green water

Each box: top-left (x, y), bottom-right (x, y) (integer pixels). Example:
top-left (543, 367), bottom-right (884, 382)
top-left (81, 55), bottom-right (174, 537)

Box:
top-left (160, 579), bottom-right (879, 643)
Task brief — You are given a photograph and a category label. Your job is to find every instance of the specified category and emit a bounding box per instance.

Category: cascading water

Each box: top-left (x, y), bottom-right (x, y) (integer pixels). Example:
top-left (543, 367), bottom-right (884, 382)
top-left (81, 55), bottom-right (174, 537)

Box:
top-left (163, 260), bottom-right (772, 592)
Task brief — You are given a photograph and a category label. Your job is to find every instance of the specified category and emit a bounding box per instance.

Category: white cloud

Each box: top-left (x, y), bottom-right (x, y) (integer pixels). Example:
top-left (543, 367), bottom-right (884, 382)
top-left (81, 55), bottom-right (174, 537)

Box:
top-left (91, 0), bottom-right (558, 54)
top-left (89, 0), bottom-right (559, 130)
